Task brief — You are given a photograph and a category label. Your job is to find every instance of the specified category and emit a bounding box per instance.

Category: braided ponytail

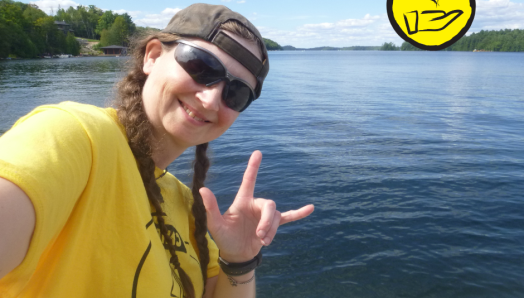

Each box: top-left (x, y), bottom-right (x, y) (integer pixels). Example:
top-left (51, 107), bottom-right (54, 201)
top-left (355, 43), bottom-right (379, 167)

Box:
top-left (115, 31), bottom-right (196, 298)
top-left (191, 143), bottom-right (211, 288)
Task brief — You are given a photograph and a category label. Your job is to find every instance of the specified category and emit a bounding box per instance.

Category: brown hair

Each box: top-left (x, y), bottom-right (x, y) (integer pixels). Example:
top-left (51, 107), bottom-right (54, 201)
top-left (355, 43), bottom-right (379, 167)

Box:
top-left (114, 21), bottom-right (263, 298)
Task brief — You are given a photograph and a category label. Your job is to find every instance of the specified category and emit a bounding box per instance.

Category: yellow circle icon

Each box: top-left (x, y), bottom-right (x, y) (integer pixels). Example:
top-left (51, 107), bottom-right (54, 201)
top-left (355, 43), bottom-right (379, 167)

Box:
top-left (387, 0), bottom-right (476, 50)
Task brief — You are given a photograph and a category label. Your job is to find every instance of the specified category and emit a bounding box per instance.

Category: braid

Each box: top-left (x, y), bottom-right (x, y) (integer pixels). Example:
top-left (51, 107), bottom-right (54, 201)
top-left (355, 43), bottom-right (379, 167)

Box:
top-left (114, 21), bottom-right (263, 297)
top-left (191, 143), bottom-right (211, 290)
top-left (114, 31), bottom-right (196, 298)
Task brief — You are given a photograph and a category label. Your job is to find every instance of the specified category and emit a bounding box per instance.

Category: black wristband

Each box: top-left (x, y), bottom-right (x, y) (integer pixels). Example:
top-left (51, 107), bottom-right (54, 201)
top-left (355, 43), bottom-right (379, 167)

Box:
top-left (218, 251), bottom-right (262, 276)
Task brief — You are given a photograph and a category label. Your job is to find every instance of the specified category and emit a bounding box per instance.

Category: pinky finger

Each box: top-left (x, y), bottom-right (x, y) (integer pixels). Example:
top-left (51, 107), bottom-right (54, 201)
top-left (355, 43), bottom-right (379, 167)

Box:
top-left (280, 204), bottom-right (315, 225)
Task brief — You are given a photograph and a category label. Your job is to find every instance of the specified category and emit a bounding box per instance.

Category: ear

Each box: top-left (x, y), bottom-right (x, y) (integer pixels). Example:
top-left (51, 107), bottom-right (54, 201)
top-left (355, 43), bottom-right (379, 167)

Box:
top-left (143, 39), bottom-right (163, 75)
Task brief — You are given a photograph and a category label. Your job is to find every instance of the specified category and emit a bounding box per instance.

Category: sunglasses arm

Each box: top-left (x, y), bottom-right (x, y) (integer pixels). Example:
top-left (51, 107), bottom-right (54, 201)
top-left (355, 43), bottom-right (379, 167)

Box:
top-left (205, 78), bottom-right (226, 87)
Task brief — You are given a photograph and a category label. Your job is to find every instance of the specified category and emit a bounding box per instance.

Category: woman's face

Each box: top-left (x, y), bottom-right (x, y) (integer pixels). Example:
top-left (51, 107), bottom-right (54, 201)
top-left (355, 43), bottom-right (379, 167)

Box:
top-left (141, 33), bottom-right (261, 152)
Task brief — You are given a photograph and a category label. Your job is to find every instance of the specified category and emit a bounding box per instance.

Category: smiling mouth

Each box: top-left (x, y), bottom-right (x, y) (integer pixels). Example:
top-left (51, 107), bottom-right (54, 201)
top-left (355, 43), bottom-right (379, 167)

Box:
top-left (180, 101), bottom-right (210, 123)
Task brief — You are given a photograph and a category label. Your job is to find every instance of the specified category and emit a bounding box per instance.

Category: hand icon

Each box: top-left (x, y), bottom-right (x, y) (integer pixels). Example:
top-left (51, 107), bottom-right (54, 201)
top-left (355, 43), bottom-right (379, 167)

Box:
top-left (200, 150), bottom-right (315, 263)
top-left (404, 9), bottom-right (463, 35)
top-left (387, 0), bottom-right (475, 50)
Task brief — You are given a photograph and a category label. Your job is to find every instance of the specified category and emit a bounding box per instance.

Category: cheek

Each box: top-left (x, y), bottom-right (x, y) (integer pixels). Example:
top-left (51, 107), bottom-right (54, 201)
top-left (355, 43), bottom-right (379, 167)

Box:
top-left (219, 108), bottom-right (239, 130)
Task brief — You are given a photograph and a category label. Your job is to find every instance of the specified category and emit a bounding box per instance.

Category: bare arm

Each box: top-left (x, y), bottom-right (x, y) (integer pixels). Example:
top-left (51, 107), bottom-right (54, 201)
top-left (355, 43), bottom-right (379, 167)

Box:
top-left (0, 178), bottom-right (35, 280)
top-left (204, 270), bottom-right (255, 298)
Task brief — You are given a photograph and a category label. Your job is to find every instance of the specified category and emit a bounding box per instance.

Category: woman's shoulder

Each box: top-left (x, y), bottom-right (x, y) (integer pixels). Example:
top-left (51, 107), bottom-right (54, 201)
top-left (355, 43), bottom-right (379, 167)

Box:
top-left (21, 101), bottom-right (125, 140)
top-left (40, 101), bottom-right (118, 125)
top-left (14, 102), bottom-right (116, 130)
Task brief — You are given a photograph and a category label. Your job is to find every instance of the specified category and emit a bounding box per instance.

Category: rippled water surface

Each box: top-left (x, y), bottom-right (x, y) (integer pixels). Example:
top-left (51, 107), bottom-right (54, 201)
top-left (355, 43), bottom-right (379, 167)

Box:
top-left (1, 52), bottom-right (524, 297)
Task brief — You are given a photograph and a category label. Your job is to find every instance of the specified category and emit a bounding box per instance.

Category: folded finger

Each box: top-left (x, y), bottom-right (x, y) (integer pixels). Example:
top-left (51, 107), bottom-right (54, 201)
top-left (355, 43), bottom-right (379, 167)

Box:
top-left (256, 199), bottom-right (276, 239)
top-left (200, 187), bottom-right (224, 235)
top-left (280, 204), bottom-right (315, 225)
top-left (261, 211), bottom-right (281, 246)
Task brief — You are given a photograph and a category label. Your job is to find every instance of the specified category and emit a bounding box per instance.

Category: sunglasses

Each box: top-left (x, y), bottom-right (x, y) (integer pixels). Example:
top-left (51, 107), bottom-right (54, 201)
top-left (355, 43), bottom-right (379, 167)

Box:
top-left (174, 40), bottom-right (256, 112)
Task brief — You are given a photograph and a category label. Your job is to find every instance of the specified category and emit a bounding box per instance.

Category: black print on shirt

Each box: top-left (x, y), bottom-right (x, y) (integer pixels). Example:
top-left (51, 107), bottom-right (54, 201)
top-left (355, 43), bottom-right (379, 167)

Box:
top-left (133, 218), bottom-right (190, 298)
top-left (132, 219), bottom-right (154, 298)
top-left (154, 222), bottom-right (187, 253)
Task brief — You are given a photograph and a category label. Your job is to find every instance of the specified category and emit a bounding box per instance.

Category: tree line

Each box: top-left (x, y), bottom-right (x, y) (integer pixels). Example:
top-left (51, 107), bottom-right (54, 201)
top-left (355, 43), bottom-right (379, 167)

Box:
top-left (0, 0), bottom-right (79, 57)
top-left (0, 0), bottom-right (140, 58)
top-left (264, 30), bottom-right (524, 51)
top-left (400, 29), bottom-right (524, 52)
top-left (380, 42), bottom-right (399, 51)
top-left (55, 7), bottom-right (136, 49)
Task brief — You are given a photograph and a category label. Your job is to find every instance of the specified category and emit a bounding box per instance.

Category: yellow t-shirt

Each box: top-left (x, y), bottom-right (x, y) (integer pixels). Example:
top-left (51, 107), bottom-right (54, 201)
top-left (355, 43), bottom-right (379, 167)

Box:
top-left (0, 102), bottom-right (219, 298)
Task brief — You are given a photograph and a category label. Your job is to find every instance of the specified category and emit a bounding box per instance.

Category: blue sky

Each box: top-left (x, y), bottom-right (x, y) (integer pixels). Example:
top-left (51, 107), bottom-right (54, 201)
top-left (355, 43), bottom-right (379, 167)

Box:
top-left (27, 0), bottom-right (524, 48)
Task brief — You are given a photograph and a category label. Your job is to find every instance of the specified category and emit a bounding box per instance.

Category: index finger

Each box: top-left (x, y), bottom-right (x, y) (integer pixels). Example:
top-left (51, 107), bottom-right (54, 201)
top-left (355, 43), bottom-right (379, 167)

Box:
top-left (237, 150), bottom-right (262, 198)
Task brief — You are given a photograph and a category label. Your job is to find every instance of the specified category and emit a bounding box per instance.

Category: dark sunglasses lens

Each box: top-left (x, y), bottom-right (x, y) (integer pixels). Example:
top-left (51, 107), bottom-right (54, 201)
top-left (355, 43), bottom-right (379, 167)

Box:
top-left (176, 44), bottom-right (225, 84)
top-left (223, 80), bottom-right (254, 112)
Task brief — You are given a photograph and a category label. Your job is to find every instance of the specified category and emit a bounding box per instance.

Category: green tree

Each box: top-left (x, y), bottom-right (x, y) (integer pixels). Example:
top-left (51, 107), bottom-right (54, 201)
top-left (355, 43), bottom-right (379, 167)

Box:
top-left (121, 13), bottom-right (136, 36)
top-left (110, 16), bottom-right (129, 45)
top-left (99, 29), bottom-right (111, 47)
top-left (400, 41), bottom-right (422, 51)
top-left (0, 0), bottom-right (38, 57)
top-left (22, 4), bottom-right (46, 23)
top-left (95, 10), bottom-right (115, 35)
top-left (263, 38), bottom-right (282, 50)
top-left (380, 42), bottom-right (399, 51)
top-left (66, 32), bottom-right (80, 55)
top-left (99, 16), bottom-right (128, 47)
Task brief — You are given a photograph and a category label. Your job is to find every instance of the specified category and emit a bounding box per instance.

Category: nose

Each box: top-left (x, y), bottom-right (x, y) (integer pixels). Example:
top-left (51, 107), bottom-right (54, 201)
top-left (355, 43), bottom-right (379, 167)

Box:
top-left (197, 81), bottom-right (225, 112)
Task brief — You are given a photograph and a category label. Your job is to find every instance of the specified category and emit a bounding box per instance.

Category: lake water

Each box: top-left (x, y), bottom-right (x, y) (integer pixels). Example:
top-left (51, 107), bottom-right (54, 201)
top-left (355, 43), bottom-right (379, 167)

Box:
top-left (1, 51), bottom-right (524, 297)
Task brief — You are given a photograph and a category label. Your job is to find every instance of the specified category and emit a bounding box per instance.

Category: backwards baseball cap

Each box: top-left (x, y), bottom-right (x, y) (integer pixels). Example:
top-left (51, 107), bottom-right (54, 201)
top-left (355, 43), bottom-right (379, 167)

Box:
top-left (162, 3), bottom-right (269, 99)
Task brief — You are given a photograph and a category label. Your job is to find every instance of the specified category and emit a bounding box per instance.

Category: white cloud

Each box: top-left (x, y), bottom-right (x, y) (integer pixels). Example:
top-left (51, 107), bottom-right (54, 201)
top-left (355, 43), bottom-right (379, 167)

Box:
top-left (259, 13), bottom-right (403, 48)
top-left (134, 7), bottom-right (182, 29)
top-left (113, 9), bottom-right (142, 20)
top-left (470, 0), bottom-right (524, 31)
top-left (237, 0), bottom-right (246, 3)
top-left (30, 0), bottom-right (79, 15)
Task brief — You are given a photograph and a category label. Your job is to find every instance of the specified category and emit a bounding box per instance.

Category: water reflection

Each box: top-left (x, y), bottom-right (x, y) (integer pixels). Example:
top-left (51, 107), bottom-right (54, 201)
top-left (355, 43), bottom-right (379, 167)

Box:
top-left (0, 57), bottom-right (128, 132)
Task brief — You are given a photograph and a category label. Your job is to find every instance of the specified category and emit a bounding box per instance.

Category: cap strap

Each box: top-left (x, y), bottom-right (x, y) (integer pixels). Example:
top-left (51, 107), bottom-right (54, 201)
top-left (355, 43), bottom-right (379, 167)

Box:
top-left (212, 31), bottom-right (264, 77)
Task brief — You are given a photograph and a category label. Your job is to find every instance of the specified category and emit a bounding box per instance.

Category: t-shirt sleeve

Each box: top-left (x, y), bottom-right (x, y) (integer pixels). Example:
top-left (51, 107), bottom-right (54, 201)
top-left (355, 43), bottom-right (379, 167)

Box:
top-left (206, 232), bottom-right (220, 278)
top-left (0, 107), bottom-right (92, 275)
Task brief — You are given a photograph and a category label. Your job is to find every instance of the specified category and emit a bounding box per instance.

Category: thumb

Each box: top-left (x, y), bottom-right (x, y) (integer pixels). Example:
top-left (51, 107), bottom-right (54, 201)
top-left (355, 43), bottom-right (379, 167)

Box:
top-left (199, 187), bottom-right (224, 235)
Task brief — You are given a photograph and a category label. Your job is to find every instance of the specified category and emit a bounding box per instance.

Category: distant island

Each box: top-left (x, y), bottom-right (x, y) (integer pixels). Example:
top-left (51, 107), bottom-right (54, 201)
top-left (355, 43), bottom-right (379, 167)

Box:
top-left (264, 29), bottom-right (524, 52)
top-left (281, 45), bottom-right (381, 51)
top-left (262, 38), bottom-right (380, 51)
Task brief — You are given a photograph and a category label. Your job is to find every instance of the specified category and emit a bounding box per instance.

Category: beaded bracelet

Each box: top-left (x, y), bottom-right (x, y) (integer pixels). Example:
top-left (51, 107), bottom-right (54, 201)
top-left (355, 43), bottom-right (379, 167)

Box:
top-left (226, 273), bottom-right (256, 287)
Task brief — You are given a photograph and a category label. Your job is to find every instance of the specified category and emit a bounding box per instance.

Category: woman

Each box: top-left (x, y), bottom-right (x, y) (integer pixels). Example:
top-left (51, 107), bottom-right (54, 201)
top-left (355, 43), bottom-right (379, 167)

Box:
top-left (0, 3), bottom-right (313, 298)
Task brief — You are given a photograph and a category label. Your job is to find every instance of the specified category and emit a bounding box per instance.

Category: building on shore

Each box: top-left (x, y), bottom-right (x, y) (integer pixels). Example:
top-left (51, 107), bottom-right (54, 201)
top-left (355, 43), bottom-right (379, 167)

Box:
top-left (100, 45), bottom-right (128, 56)
top-left (54, 21), bottom-right (74, 35)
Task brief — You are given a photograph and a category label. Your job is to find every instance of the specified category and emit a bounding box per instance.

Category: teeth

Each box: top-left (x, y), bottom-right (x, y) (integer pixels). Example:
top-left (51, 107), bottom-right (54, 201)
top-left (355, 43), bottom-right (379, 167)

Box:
top-left (183, 105), bottom-right (205, 122)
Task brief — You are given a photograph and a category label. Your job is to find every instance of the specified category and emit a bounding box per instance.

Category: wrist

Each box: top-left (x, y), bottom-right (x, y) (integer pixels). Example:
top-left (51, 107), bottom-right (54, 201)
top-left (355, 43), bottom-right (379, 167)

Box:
top-left (218, 252), bottom-right (254, 263)
top-left (218, 250), bottom-right (262, 276)
top-left (223, 270), bottom-right (256, 287)
top-left (223, 269), bottom-right (255, 281)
